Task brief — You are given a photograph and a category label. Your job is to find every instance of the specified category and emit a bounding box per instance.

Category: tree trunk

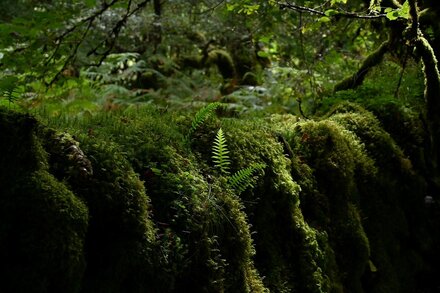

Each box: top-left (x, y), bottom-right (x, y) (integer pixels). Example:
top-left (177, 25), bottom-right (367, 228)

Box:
top-left (152, 0), bottom-right (162, 53)
top-left (409, 0), bottom-right (440, 186)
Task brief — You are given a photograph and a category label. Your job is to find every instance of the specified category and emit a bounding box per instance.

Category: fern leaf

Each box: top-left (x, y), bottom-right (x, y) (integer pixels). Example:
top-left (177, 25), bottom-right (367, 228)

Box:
top-left (212, 128), bottom-right (231, 175)
top-left (228, 163), bottom-right (266, 194)
top-left (0, 76), bottom-right (20, 103)
top-left (188, 102), bottom-right (223, 138)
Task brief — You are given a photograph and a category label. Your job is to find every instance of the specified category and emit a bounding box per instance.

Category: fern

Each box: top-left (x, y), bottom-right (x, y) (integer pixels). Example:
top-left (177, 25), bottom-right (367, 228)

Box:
top-left (0, 76), bottom-right (20, 103)
top-left (228, 163), bottom-right (266, 194)
top-left (188, 102), bottom-right (222, 138)
top-left (211, 128), bottom-right (266, 194)
top-left (212, 128), bottom-right (231, 175)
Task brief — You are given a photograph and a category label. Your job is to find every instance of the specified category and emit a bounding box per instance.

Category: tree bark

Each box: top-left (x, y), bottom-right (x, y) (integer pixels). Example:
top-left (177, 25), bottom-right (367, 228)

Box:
top-left (409, 0), bottom-right (440, 183)
top-left (334, 39), bottom-right (389, 92)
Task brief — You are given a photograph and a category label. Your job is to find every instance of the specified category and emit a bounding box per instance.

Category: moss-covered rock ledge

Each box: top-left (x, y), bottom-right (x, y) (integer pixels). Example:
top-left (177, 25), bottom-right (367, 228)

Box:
top-left (0, 104), bottom-right (439, 292)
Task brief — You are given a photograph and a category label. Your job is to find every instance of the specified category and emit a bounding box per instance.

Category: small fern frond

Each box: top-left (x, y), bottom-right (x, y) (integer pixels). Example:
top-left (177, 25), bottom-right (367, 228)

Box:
top-left (0, 76), bottom-right (20, 103)
top-left (188, 102), bottom-right (222, 138)
top-left (228, 163), bottom-right (266, 194)
top-left (212, 128), bottom-right (231, 175)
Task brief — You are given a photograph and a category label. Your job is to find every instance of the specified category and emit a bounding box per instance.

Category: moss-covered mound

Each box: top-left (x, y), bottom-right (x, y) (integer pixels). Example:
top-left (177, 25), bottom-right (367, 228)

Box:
top-left (0, 102), bottom-right (439, 293)
top-left (40, 107), bottom-right (268, 292)
top-left (0, 108), bottom-right (88, 293)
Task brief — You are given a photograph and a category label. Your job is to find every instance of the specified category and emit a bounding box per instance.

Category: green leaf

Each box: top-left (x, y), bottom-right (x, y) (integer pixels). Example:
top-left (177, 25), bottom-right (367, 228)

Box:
top-left (319, 16), bottom-right (331, 23)
top-left (385, 1), bottom-right (410, 21)
top-left (257, 51), bottom-right (270, 58)
top-left (228, 163), bottom-right (266, 194)
top-left (325, 9), bottom-right (338, 16)
top-left (188, 102), bottom-right (223, 139)
top-left (331, 0), bottom-right (347, 5)
top-left (386, 10), bottom-right (399, 20)
top-left (399, 0), bottom-right (410, 19)
top-left (212, 128), bottom-right (231, 175)
top-left (226, 4), bottom-right (238, 11)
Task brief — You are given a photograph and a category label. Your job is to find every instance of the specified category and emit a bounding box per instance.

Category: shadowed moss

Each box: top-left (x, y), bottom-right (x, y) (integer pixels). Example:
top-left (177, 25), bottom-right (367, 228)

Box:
top-left (2, 102), bottom-right (439, 293)
top-left (40, 106), bottom-right (267, 292)
top-left (327, 105), bottom-right (434, 293)
top-left (0, 107), bottom-right (88, 293)
top-left (286, 119), bottom-right (373, 293)
top-left (191, 117), bottom-right (337, 293)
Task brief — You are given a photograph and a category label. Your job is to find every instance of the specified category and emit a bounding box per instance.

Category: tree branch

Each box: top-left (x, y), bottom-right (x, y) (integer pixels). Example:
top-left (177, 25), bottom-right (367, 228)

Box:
top-left (334, 38), bottom-right (390, 92)
top-left (278, 1), bottom-right (388, 19)
top-left (45, 0), bottom-right (151, 86)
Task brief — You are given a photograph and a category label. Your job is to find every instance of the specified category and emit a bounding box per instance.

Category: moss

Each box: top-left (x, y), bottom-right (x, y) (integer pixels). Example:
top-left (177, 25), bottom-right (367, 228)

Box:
top-left (3, 102), bottom-right (438, 292)
top-left (0, 108), bottom-right (88, 293)
top-left (68, 139), bottom-right (157, 293)
top-left (326, 107), bottom-right (433, 293)
top-left (286, 119), bottom-right (372, 293)
top-left (334, 39), bottom-right (390, 92)
top-left (207, 49), bottom-right (237, 80)
top-left (0, 107), bottom-right (47, 183)
top-left (0, 170), bottom-right (88, 293)
top-left (415, 36), bottom-right (440, 174)
top-left (40, 106), bottom-right (267, 292)
top-left (202, 118), bottom-right (337, 293)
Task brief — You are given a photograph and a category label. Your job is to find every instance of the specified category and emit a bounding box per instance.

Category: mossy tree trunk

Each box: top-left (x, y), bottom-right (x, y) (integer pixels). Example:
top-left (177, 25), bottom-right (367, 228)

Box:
top-left (334, 39), bottom-right (390, 92)
top-left (336, 0), bottom-right (440, 187)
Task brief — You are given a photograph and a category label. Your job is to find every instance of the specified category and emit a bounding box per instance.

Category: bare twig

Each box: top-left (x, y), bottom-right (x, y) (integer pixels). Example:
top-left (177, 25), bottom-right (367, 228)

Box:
top-left (45, 0), bottom-right (151, 86)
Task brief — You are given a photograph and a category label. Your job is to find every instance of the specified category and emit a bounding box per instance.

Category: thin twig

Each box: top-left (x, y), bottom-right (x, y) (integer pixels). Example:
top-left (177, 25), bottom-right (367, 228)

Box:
top-left (279, 1), bottom-right (388, 19)
top-left (46, 0), bottom-right (151, 86)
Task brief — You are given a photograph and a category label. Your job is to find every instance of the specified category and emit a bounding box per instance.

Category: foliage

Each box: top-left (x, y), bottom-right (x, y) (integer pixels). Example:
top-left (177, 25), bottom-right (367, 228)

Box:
top-left (212, 128), bottom-right (231, 175)
top-left (0, 76), bottom-right (21, 103)
top-left (229, 163), bottom-right (266, 195)
top-left (1, 0), bottom-right (440, 292)
top-left (187, 102), bottom-right (223, 139)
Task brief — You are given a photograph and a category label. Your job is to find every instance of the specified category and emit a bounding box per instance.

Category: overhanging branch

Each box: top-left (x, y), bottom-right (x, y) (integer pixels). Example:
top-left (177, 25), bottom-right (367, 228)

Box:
top-left (45, 0), bottom-right (151, 86)
top-left (334, 39), bottom-right (390, 92)
top-left (278, 1), bottom-right (388, 20)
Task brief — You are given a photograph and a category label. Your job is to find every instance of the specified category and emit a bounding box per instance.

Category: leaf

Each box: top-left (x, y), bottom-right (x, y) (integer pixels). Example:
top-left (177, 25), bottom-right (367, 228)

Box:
top-left (331, 0), bottom-right (347, 5)
top-left (188, 102), bottom-right (223, 139)
top-left (325, 9), bottom-right (338, 16)
top-left (319, 16), bottom-right (331, 23)
top-left (228, 163), bottom-right (266, 194)
top-left (399, 0), bottom-right (410, 19)
top-left (226, 4), bottom-right (238, 11)
top-left (212, 128), bottom-right (231, 175)
top-left (386, 10), bottom-right (399, 20)
top-left (85, 0), bottom-right (97, 8)
top-left (0, 76), bottom-right (21, 102)
top-left (385, 1), bottom-right (410, 21)
top-left (257, 51), bottom-right (270, 58)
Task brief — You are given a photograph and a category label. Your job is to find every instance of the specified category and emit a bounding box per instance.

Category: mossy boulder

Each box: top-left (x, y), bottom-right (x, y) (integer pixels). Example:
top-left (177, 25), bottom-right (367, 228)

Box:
top-left (0, 108), bottom-right (88, 293)
top-left (189, 116), bottom-right (338, 293)
top-left (2, 102), bottom-right (439, 293)
top-left (43, 107), bottom-right (267, 292)
top-left (327, 105), bottom-right (433, 293)
top-left (286, 118), bottom-right (372, 293)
